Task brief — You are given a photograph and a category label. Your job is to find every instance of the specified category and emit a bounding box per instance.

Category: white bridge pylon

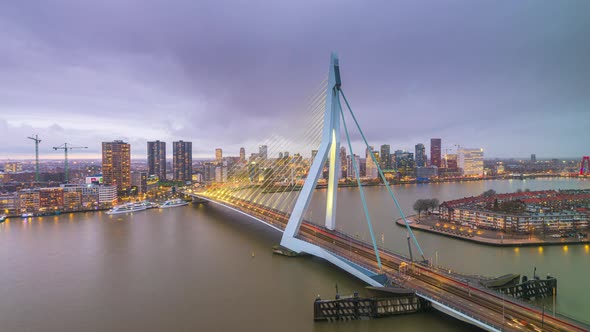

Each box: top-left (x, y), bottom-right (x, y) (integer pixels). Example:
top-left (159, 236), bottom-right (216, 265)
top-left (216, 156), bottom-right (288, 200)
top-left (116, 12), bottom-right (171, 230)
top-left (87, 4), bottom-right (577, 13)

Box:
top-left (281, 53), bottom-right (425, 265)
top-left (282, 53), bottom-right (342, 240)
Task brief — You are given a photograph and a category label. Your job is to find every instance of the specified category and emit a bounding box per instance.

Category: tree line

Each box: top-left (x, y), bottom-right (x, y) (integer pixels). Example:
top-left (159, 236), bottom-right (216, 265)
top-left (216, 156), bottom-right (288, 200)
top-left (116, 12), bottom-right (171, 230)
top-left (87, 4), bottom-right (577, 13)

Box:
top-left (413, 198), bottom-right (439, 220)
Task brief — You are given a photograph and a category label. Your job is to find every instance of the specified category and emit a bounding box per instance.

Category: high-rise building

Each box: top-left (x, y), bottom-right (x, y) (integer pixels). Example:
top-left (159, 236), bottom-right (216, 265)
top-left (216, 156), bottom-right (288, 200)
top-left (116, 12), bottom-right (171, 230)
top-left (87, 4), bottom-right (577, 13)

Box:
top-left (102, 140), bottom-right (131, 192)
top-left (147, 141), bottom-right (166, 181)
top-left (380, 144), bottom-right (391, 170)
top-left (430, 138), bottom-right (441, 168)
top-left (215, 148), bottom-right (223, 162)
top-left (531, 154), bottom-right (536, 163)
top-left (365, 146), bottom-right (379, 179)
top-left (346, 154), bottom-right (361, 179)
top-left (458, 148), bottom-right (484, 176)
top-left (259, 145), bottom-right (268, 160)
top-left (240, 147), bottom-right (246, 161)
top-left (446, 154), bottom-right (458, 169)
top-left (173, 140), bottom-right (192, 182)
top-left (415, 143), bottom-right (426, 167)
top-left (278, 152), bottom-right (284, 159)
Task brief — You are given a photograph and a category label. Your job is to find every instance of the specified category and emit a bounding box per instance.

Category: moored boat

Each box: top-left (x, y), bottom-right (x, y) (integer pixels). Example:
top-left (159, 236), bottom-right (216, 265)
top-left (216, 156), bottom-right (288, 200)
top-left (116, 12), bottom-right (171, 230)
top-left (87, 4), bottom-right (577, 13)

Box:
top-left (106, 203), bottom-right (147, 215)
top-left (159, 199), bottom-right (189, 209)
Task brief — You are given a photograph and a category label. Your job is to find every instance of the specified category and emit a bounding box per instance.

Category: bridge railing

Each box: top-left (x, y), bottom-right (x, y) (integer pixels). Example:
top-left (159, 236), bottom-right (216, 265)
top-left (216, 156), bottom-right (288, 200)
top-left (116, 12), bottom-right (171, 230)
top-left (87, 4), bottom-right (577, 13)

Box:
top-left (415, 291), bottom-right (503, 331)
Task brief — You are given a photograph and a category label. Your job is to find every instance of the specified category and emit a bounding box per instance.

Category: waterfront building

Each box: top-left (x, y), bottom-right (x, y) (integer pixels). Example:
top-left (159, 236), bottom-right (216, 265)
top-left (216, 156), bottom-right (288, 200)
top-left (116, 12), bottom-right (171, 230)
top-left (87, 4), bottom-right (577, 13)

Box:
top-left (39, 187), bottom-right (64, 212)
top-left (147, 141), bottom-right (166, 181)
top-left (430, 138), bottom-right (441, 168)
top-left (458, 148), bottom-right (484, 176)
top-left (173, 140), bottom-right (192, 182)
top-left (131, 171), bottom-right (148, 193)
top-left (416, 166), bottom-right (438, 179)
top-left (17, 189), bottom-right (40, 213)
top-left (239, 147), bottom-right (246, 161)
top-left (215, 148), bottom-right (223, 162)
top-left (259, 145), bottom-right (268, 160)
top-left (98, 185), bottom-right (118, 207)
top-left (531, 154), bottom-right (537, 163)
top-left (380, 144), bottom-right (391, 170)
top-left (439, 190), bottom-right (590, 233)
top-left (0, 193), bottom-right (18, 215)
top-left (415, 143), bottom-right (426, 167)
top-left (102, 140), bottom-right (131, 192)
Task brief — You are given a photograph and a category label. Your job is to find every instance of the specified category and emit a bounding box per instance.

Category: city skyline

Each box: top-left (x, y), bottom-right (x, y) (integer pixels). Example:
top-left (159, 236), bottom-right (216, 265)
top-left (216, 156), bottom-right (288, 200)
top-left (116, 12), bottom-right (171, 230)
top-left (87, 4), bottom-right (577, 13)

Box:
top-left (1, 1), bottom-right (589, 160)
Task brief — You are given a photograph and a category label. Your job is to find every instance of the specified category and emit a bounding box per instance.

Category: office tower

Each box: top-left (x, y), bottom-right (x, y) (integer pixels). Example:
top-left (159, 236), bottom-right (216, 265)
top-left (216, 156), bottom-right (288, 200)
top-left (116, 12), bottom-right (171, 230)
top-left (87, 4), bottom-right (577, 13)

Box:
top-left (259, 145), bottom-right (268, 160)
top-left (278, 152), bottom-right (284, 159)
top-left (531, 154), bottom-right (536, 163)
top-left (346, 154), bottom-right (361, 179)
top-left (458, 148), bottom-right (484, 176)
top-left (430, 138), bottom-right (442, 167)
top-left (415, 143), bottom-right (426, 167)
top-left (147, 140), bottom-right (166, 181)
top-left (173, 140), bottom-right (192, 182)
top-left (215, 148), bottom-right (223, 162)
top-left (446, 154), bottom-right (458, 169)
top-left (365, 146), bottom-right (379, 179)
top-left (380, 144), bottom-right (391, 170)
top-left (102, 140), bottom-right (131, 191)
top-left (240, 147), bottom-right (246, 161)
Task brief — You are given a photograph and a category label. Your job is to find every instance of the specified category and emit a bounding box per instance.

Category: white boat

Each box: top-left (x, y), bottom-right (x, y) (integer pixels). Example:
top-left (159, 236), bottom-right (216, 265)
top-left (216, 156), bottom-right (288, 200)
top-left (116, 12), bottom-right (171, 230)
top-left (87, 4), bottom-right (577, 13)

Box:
top-left (159, 199), bottom-right (189, 209)
top-left (0, 215), bottom-right (6, 222)
top-left (21, 213), bottom-right (34, 218)
top-left (106, 203), bottom-right (147, 215)
top-left (135, 201), bottom-right (159, 209)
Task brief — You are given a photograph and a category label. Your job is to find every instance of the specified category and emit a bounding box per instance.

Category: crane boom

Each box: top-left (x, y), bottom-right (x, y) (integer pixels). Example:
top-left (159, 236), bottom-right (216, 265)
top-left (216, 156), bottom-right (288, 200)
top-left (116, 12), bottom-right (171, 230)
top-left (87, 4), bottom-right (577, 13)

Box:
top-left (52, 143), bottom-right (88, 183)
top-left (27, 135), bottom-right (42, 182)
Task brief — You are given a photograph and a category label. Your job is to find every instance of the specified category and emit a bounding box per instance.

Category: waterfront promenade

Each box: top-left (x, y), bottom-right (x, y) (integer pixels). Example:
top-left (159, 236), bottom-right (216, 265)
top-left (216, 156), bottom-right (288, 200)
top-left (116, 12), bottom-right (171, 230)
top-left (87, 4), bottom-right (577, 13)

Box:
top-left (397, 215), bottom-right (590, 247)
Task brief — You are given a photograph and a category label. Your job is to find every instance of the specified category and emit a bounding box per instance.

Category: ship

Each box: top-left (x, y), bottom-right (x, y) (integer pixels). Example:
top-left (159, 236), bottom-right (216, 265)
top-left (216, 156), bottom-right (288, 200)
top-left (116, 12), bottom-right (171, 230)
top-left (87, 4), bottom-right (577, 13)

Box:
top-left (106, 203), bottom-right (147, 215)
top-left (159, 199), bottom-right (189, 209)
top-left (0, 215), bottom-right (6, 223)
top-left (21, 212), bottom-right (34, 218)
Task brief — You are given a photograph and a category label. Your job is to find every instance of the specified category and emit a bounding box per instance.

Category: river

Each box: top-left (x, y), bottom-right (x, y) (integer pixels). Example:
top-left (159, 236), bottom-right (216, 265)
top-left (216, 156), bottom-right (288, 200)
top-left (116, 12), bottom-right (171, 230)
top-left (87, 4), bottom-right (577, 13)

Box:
top-left (0, 178), bottom-right (588, 331)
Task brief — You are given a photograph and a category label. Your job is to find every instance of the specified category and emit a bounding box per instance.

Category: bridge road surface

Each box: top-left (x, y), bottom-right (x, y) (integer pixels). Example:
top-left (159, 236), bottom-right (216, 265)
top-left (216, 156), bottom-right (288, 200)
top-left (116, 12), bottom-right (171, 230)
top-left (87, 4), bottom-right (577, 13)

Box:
top-left (191, 193), bottom-right (589, 332)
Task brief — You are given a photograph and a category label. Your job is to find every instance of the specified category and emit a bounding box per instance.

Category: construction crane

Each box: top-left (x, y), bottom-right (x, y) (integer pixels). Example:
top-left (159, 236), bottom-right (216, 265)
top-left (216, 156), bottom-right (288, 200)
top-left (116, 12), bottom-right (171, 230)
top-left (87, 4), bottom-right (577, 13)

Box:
top-left (53, 143), bottom-right (88, 183)
top-left (27, 134), bottom-right (42, 182)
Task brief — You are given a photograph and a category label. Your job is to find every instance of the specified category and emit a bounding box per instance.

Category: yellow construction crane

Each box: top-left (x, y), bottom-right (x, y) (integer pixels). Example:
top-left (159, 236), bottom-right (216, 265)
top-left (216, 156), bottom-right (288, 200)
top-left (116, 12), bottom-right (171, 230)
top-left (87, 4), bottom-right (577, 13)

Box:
top-left (52, 143), bottom-right (88, 183)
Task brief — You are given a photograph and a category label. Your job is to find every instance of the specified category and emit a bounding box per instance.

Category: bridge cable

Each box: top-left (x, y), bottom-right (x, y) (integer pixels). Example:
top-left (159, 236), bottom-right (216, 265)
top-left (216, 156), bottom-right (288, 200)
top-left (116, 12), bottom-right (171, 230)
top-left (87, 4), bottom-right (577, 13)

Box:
top-left (338, 95), bottom-right (383, 271)
top-left (339, 88), bottom-right (426, 261)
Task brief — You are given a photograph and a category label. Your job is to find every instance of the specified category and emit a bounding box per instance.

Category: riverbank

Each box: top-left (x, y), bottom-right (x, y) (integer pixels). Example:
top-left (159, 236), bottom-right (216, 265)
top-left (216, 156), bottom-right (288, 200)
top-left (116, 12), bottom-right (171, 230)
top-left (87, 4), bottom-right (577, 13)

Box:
top-left (396, 215), bottom-right (590, 247)
top-left (261, 174), bottom-right (580, 193)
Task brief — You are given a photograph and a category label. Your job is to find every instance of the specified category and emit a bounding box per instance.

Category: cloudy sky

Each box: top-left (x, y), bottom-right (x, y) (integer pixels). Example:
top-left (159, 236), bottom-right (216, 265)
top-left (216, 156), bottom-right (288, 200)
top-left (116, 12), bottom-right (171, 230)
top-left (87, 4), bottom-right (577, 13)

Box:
top-left (1, 1), bottom-right (588, 160)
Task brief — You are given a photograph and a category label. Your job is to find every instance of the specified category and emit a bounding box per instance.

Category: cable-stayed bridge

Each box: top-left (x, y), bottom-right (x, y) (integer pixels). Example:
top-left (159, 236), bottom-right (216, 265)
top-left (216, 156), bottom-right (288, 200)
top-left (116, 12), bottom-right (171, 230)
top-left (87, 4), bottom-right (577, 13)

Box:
top-left (183, 54), bottom-right (588, 332)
